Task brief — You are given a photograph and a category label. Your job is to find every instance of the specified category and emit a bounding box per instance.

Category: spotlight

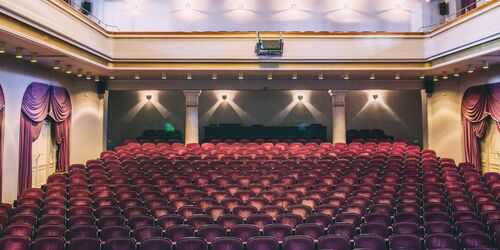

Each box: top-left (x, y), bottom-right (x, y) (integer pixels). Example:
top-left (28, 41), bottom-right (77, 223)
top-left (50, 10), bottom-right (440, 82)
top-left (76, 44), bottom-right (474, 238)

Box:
top-left (109, 75), bottom-right (115, 80)
top-left (146, 94), bottom-right (152, 101)
top-left (135, 73), bottom-right (141, 80)
top-left (318, 73), bottom-right (324, 80)
top-left (94, 75), bottom-right (100, 82)
top-left (369, 72), bottom-right (375, 80)
top-left (221, 94), bottom-right (228, 101)
top-left (267, 72), bottom-right (273, 80)
top-left (65, 65), bottom-right (72, 74)
top-left (85, 72), bottom-right (92, 80)
top-left (467, 65), bottom-right (474, 73)
top-left (30, 52), bottom-right (38, 63)
top-left (0, 42), bottom-right (5, 53)
top-left (212, 72), bottom-right (217, 80)
top-left (442, 71), bottom-right (448, 80)
top-left (238, 72), bottom-right (244, 80)
top-left (15, 47), bottom-right (23, 59)
top-left (482, 60), bottom-right (489, 69)
top-left (433, 75), bottom-right (438, 82)
top-left (53, 60), bottom-right (60, 70)
top-left (292, 72), bottom-right (298, 80)
top-left (343, 73), bottom-right (349, 80)
top-left (453, 68), bottom-right (460, 77)
top-left (297, 95), bottom-right (304, 101)
top-left (419, 72), bottom-right (425, 80)
top-left (395, 73), bottom-right (400, 80)
top-left (161, 73), bottom-right (167, 80)
top-left (187, 72), bottom-right (192, 80)
top-left (372, 94), bottom-right (379, 100)
top-left (77, 69), bottom-right (83, 77)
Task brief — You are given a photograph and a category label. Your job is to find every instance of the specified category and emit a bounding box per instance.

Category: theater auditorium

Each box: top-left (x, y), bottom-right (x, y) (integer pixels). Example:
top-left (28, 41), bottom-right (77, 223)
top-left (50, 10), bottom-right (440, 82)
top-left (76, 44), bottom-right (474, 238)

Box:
top-left (0, 0), bottom-right (499, 249)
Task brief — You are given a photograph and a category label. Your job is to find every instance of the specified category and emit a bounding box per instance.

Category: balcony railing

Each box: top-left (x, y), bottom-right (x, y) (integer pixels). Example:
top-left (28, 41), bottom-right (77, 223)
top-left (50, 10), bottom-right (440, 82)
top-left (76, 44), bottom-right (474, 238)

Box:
top-left (60, 0), bottom-right (120, 31)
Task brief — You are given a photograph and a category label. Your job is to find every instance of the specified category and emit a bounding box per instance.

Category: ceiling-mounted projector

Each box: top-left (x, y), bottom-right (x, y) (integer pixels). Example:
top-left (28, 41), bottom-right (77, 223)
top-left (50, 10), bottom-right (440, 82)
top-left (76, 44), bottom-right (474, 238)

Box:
top-left (255, 32), bottom-right (283, 56)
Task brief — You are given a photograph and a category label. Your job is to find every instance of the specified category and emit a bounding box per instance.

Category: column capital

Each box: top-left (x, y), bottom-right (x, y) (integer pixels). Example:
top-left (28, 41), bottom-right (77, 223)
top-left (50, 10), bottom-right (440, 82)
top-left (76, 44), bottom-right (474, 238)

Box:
top-left (183, 90), bottom-right (202, 107)
top-left (328, 90), bottom-right (348, 106)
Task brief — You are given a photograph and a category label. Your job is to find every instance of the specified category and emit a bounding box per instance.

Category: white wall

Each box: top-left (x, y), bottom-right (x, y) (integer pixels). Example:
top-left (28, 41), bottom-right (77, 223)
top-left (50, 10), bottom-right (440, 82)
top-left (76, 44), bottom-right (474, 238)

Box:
top-left (428, 63), bottom-right (500, 162)
top-left (98, 0), bottom-right (426, 32)
top-left (0, 57), bottom-right (104, 203)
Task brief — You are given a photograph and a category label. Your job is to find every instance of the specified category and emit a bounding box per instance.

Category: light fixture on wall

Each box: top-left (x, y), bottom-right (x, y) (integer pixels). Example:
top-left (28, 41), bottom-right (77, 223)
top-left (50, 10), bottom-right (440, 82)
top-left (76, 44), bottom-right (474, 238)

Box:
top-left (442, 71), bottom-right (448, 80)
top-left (135, 73), bottom-right (141, 80)
top-left (161, 73), bottom-right (167, 80)
top-left (343, 73), bottom-right (349, 80)
top-left (65, 65), bottom-right (72, 74)
top-left (15, 47), bottom-right (23, 59)
top-left (212, 72), bottom-right (217, 80)
top-left (94, 75), bottom-right (100, 82)
top-left (77, 68), bottom-right (83, 77)
top-left (267, 72), bottom-right (273, 80)
top-left (419, 72), bottom-right (425, 80)
top-left (372, 94), bottom-right (379, 101)
top-left (394, 73), bottom-right (400, 80)
top-left (185, 3), bottom-right (191, 9)
top-left (297, 94), bottom-right (304, 101)
top-left (109, 75), bottom-right (115, 80)
top-left (221, 94), bottom-right (228, 101)
top-left (238, 72), bottom-right (244, 80)
top-left (146, 94), bottom-right (152, 101)
top-left (187, 72), bottom-right (192, 80)
top-left (85, 72), bottom-right (92, 80)
top-left (467, 65), bottom-right (475, 73)
top-left (238, 3), bottom-right (244, 10)
top-left (482, 60), bottom-right (489, 69)
top-left (318, 73), bottom-right (324, 80)
top-left (433, 75), bottom-right (438, 82)
top-left (291, 3), bottom-right (297, 9)
top-left (30, 52), bottom-right (38, 63)
top-left (0, 42), bottom-right (5, 53)
top-left (53, 60), bottom-right (60, 70)
top-left (453, 68), bottom-right (460, 77)
top-left (369, 72), bottom-right (375, 80)
top-left (292, 72), bottom-right (298, 80)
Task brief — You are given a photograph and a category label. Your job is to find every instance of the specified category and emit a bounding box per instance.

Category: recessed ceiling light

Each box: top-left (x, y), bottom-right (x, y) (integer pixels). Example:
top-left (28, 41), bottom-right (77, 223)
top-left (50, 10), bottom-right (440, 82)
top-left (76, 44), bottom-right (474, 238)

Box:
top-left (30, 52), bottom-right (38, 63)
top-left (15, 47), bottom-right (23, 59)
top-left (65, 65), bottom-right (72, 74)
top-left (482, 60), bottom-right (489, 69)
top-left (53, 60), bottom-right (60, 70)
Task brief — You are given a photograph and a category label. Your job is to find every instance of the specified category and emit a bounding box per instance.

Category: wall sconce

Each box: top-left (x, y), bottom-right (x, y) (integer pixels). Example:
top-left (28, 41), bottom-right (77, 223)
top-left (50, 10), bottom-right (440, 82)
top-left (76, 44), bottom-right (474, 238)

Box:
top-left (372, 94), bottom-right (379, 101)
top-left (297, 95), bottom-right (304, 101)
top-left (146, 94), bottom-right (152, 101)
top-left (221, 94), bottom-right (228, 101)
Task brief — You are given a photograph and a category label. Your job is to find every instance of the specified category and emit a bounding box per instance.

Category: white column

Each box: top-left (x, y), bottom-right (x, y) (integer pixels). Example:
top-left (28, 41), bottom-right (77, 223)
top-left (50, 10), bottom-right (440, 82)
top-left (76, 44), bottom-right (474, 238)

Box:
top-left (183, 90), bottom-right (202, 145)
top-left (421, 89), bottom-right (429, 149)
top-left (329, 90), bottom-right (348, 144)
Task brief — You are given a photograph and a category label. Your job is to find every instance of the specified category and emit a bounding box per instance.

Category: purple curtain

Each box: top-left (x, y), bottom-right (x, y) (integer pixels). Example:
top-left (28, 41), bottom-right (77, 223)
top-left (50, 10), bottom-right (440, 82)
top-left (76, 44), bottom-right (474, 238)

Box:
top-left (18, 83), bottom-right (72, 194)
top-left (461, 83), bottom-right (500, 171)
top-left (0, 85), bottom-right (4, 201)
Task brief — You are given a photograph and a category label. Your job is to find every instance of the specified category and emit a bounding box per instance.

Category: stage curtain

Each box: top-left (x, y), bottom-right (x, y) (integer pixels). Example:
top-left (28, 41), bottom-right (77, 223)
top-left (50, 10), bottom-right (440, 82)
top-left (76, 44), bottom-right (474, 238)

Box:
top-left (461, 83), bottom-right (500, 171)
top-left (18, 83), bottom-right (72, 194)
